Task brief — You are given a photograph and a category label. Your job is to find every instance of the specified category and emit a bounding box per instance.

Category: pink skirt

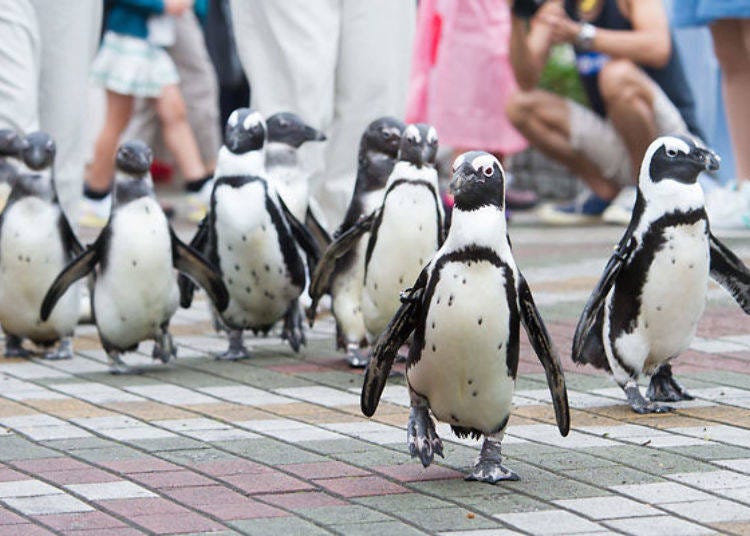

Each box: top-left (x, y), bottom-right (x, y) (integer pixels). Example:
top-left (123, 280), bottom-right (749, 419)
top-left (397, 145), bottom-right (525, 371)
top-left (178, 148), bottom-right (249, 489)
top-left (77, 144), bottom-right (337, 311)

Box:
top-left (406, 0), bottom-right (528, 155)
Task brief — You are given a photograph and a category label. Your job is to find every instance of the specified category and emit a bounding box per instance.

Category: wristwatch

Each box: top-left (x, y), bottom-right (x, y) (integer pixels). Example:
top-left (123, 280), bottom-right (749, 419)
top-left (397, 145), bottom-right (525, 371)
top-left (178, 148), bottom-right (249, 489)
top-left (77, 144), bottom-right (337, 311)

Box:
top-left (576, 22), bottom-right (597, 51)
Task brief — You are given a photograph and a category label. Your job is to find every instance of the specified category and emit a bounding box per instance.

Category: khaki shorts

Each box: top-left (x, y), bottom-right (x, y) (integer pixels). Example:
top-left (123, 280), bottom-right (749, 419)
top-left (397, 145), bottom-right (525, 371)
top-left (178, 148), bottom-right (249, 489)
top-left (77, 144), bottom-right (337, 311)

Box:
top-left (567, 82), bottom-right (694, 185)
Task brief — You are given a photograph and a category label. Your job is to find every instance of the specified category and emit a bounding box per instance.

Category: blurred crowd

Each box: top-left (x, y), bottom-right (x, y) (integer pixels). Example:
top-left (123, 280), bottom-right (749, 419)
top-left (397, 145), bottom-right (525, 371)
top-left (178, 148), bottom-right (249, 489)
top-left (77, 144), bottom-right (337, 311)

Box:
top-left (0, 0), bottom-right (748, 230)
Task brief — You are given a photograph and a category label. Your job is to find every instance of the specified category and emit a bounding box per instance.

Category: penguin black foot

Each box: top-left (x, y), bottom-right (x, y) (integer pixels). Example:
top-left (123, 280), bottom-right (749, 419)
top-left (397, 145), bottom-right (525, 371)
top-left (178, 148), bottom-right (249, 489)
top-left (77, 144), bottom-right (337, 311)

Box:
top-left (215, 330), bottom-right (252, 361)
top-left (42, 338), bottom-right (73, 360)
top-left (466, 436), bottom-right (519, 484)
top-left (407, 405), bottom-right (444, 467)
top-left (346, 344), bottom-right (370, 368)
top-left (281, 301), bottom-right (306, 353)
top-left (646, 364), bottom-right (694, 402)
top-left (624, 382), bottom-right (674, 414)
top-left (4, 334), bottom-right (29, 358)
top-left (152, 331), bottom-right (176, 364)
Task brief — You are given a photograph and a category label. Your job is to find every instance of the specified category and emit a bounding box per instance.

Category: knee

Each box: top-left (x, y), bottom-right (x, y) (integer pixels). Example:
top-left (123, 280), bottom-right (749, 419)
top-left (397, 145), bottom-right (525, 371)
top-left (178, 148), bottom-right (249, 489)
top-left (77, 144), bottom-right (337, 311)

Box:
top-left (712, 36), bottom-right (747, 76)
top-left (599, 60), bottom-right (648, 107)
top-left (505, 89), bottom-right (543, 129)
top-left (157, 95), bottom-right (188, 127)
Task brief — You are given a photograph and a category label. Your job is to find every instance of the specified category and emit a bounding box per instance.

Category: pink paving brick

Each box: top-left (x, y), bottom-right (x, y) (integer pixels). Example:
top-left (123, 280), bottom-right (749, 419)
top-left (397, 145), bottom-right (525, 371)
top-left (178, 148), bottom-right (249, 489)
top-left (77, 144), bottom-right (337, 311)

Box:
top-left (98, 497), bottom-right (190, 517)
top-left (372, 464), bottom-right (464, 482)
top-left (11, 458), bottom-right (91, 473)
top-left (194, 459), bottom-right (270, 477)
top-left (163, 485), bottom-right (247, 506)
top-left (0, 508), bottom-right (27, 525)
top-left (129, 470), bottom-right (215, 489)
top-left (0, 468), bottom-right (27, 483)
top-left (64, 528), bottom-right (145, 536)
top-left (40, 468), bottom-right (120, 485)
top-left (34, 511), bottom-right (125, 531)
top-left (258, 491), bottom-right (347, 510)
top-left (314, 476), bottom-right (410, 498)
top-left (222, 472), bottom-right (314, 495)
top-left (266, 363), bottom-right (329, 373)
top-left (198, 499), bottom-right (288, 520)
top-left (282, 461), bottom-right (370, 479)
top-left (0, 525), bottom-right (54, 536)
top-left (100, 458), bottom-right (179, 474)
top-left (132, 512), bottom-right (224, 534)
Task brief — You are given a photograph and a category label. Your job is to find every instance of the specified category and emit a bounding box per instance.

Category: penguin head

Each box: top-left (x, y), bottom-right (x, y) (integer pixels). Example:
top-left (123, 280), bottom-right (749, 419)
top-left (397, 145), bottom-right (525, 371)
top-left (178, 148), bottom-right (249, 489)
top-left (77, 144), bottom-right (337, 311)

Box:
top-left (362, 116), bottom-right (404, 158)
top-left (642, 136), bottom-right (720, 189)
top-left (115, 140), bottom-right (153, 176)
top-left (266, 112), bottom-right (325, 148)
top-left (0, 129), bottom-right (23, 158)
top-left (20, 131), bottom-right (55, 171)
top-left (398, 124), bottom-right (438, 167)
top-left (450, 151), bottom-right (505, 211)
top-left (225, 108), bottom-right (266, 154)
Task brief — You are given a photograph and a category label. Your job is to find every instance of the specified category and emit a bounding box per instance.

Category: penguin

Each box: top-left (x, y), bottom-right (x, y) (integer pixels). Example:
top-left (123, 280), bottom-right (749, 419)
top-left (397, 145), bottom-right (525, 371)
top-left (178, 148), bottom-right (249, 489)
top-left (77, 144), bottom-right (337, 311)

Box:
top-left (41, 140), bottom-right (228, 374)
top-left (0, 131), bottom-right (82, 360)
top-left (308, 117), bottom-right (405, 366)
top-left (361, 152), bottom-right (569, 482)
top-left (265, 112), bottom-right (329, 248)
top-left (0, 129), bottom-right (23, 211)
top-left (572, 136), bottom-right (750, 413)
top-left (180, 108), bottom-right (320, 360)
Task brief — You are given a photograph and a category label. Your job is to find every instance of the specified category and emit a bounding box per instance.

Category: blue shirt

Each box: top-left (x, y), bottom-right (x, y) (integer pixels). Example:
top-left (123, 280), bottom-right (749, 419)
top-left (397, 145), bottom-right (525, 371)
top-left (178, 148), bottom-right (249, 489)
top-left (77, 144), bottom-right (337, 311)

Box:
top-left (105, 0), bottom-right (208, 39)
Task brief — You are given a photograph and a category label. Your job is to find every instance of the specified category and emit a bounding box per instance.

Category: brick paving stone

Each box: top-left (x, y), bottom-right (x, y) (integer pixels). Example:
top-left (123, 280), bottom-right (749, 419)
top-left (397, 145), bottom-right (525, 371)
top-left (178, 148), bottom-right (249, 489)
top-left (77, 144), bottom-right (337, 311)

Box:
top-left (197, 499), bottom-right (288, 521)
top-left (222, 471), bottom-right (314, 495)
top-left (131, 512), bottom-right (225, 534)
top-left (399, 507), bottom-right (502, 532)
top-left (66, 481), bottom-right (156, 500)
top-left (163, 485), bottom-right (246, 506)
top-left (0, 479), bottom-right (60, 498)
top-left (129, 470), bottom-right (216, 489)
top-left (328, 520), bottom-right (429, 535)
top-left (282, 461), bottom-right (370, 479)
top-left (372, 464), bottom-right (465, 482)
top-left (314, 475), bottom-right (410, 498)
top-left (0, 524), bottom-right (56, 535)
top-left (661, 498), bottom-right (750, 523)
top-left (34, 511), bottom-right (126, 531)
top-left (98, 497), bottom-right (190, 517)
top-left (194, 458), bottom-right (271, 477)
top-left (64, 528), bottom-right (146, 536)
top-left (553, 496), bottom-right (662, 519)
top-left (602, 515), bottom-right (715, 535)
top-left (497, 510), bottom-right (605, 534)
top-left (99, 457), bottom-right (180, 473)
top-left (40, 468), bottom-right (121, 485)
top-left (0, 508), bottom-right (27, 525)
top-left (229, 516), bottom-right (333, 535)
top-left (295, 504), bottom-right (392, 525)
top-left (5, 494), bottom-right (94, 515)
top-left (259, 491), bottom-right (348, 510)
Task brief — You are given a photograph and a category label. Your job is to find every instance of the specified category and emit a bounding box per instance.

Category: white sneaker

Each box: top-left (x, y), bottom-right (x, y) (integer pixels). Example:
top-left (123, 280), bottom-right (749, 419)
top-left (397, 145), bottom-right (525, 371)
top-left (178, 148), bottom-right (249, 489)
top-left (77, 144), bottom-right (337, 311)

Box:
top-left (184, 178), bottom-right (214, 223)
top-left (79, 194), bottom-right (111, 228)
top-left (602, 186), bottom-right (636, 225)
top-left (705, 182), bottom-right (750, 229)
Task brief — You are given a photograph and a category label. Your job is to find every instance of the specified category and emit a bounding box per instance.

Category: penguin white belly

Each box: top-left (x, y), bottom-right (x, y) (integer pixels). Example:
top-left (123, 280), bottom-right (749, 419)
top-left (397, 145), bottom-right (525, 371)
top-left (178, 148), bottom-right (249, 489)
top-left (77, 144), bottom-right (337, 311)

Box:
top-left (215, 183), bottom-right (301, 328)
top-left (269, 167), bottom-right (308, 221)
top-left (363, 185), bottom-right (439, 337)
top-left (615, 222), bottom-right (709, 373)
top-left (0, 199), bottom-right (78, 342)
top-left (94, 198), bottom-right (178, 349)
top-left (408, 260), bottom-right (514, 433)
top-left (0, 182), bottom-right (11, 212)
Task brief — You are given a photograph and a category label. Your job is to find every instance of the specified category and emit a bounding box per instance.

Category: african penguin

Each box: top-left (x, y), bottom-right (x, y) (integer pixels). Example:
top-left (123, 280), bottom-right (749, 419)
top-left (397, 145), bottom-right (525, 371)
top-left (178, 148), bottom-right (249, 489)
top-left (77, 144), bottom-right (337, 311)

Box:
top-left (573, 135), bottom-right (750, 413)
top-left (0, 129), bottom-right (23, 211)
top-left (41, 140), bottom-right (228, 374)
top-left (180, 108), bottom-right (320, 360)
top-left (0, 131), bottom-right (81, 360)
top-left (360, 123), bottom-right (445, 353)
top-left (361, 151), bottom-right (569, 482)
top-left (308, 117), bottom-right (405, 366)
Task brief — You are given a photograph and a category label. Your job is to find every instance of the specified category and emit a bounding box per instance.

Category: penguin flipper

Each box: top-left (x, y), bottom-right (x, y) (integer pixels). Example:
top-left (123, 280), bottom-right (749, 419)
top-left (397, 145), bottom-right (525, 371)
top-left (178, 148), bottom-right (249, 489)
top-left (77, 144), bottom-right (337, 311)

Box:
top-left (308, 209), bottom-right (379, 325)
top-left (572, 235), bottom-right (636, 364)
top-left (41, 240), bottom-right (101, 321)
top-left (361, 268), bottom-right (427, 417)
top-left (178, 217), bottom-right (210, 308)
top-left (278, 196), bottom-right (321, 279)
top-left (517, 274), bottom-right (569, 436)
top-left (305, 203), bottom-right (332, 249)
top-left (171, 228), bottom-right (229, 313)
top-left (709, 232), bottom-right (750, 314)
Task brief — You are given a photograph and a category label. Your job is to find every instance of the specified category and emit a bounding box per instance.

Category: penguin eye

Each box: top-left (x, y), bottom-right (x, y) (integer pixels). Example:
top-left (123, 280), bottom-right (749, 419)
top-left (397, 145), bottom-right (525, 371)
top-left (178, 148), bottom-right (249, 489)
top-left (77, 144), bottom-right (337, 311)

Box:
top-left (666, 148), bottom-right (678, 158)
top-left (482, 166), bottom-right (494, 177)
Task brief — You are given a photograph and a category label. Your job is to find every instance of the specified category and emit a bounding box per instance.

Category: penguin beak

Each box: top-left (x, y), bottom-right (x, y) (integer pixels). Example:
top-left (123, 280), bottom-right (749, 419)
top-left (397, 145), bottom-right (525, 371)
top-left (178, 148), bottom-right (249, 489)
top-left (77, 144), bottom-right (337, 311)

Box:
top-left (691, 147), bottom-right (720, 173)
top-left (449, 165), bottom-right (471, 195)
top-left (305, 126), bottom-right (326, 142)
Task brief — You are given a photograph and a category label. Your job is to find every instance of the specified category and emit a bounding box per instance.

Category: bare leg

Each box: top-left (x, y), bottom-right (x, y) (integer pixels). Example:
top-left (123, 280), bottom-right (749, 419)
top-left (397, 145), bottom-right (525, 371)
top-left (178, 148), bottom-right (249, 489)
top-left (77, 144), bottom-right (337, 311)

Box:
top-left (154, 84), bottom-right (207, 182)
top-left (407, 389), bottom-right (443, 467)
top-left (215, 329), bottom-right (252, 361)
top-left (711, 20), bottom-right (750, 182)
top-left (646, 363), bottom-right (693, 402)
top-left (86, 90), bottom-right (134, 193)
top-left (506, 89), bottom-right (619, 200)
top-left (466, 432), bottom-right (519, 483)
top-left (42, 337), bottom-right (73, 360)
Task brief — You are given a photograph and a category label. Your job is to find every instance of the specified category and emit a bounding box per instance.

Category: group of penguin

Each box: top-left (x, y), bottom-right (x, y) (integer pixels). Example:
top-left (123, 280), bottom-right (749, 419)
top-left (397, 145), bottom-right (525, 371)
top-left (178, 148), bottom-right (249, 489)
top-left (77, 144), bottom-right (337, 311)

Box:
top-left (1, 108), bottom-right (749, 484)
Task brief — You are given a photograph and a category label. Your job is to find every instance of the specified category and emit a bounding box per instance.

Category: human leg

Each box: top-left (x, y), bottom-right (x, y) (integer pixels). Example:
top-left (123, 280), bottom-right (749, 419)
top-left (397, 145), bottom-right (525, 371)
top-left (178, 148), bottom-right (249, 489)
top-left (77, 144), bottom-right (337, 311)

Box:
top-left (86, 91), bottom-right (135, 194)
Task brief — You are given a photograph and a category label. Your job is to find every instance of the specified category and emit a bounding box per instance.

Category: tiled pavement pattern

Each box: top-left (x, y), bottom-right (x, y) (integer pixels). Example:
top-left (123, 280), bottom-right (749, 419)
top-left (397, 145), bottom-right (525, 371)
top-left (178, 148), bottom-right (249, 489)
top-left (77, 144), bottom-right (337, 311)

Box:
top-left (0, 222), bottom-right (750, 535)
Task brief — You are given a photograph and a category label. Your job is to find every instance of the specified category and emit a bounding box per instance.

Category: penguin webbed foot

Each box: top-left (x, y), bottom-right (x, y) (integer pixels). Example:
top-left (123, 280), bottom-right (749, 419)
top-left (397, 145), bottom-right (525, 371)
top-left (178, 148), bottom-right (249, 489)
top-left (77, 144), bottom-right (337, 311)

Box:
top-left (4, 334), bottom-right (29, 358)
top-left (215, 330), bottom-right (252, 361)
top-left (407, 405), bottom-right (443, 467)
top-left (152, 330), bottom-right (176, 364)
top-left (107, 351), bottom-right (140, 375)
top-left (466, 437), bottom-right (518, 484)
top-left (346, 344), bottom-right (370, 368)
top-left (42, 338), bottom-right (73, 360)
top-left (624, 381), bottom-right (674, 414)
top-left (281, 301), bottom-right (306, 353)
top-left (646, 364), bottom-right (694, 402)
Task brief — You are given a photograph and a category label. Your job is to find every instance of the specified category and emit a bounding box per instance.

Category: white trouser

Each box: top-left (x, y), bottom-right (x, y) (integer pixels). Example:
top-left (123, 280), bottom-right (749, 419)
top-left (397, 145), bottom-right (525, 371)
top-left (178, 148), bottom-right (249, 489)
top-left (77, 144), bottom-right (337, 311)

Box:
top-left (124, 11), bottom-right (221, 176)
top-left (0, 0), bottom-right (102, 222)
top-left (230, 0), bottom-right (416, 228)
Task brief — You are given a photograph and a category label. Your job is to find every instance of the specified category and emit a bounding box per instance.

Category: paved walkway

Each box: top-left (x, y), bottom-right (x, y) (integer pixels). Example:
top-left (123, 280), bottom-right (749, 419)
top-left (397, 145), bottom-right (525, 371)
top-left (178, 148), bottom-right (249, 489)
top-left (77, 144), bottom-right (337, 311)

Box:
top-left (1, 222), bottom-right (750, 535)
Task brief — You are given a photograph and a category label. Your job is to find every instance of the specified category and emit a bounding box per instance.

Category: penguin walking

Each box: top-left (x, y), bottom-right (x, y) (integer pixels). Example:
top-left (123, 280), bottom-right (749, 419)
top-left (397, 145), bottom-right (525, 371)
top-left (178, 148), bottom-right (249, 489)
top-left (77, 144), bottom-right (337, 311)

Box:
top-left (0, 131), bottom-right (82, 360)
top-left (41, 141), bottom-right (228, 374)
top-left (362, 152), bottom-right (569, 482)
top-left (180, 108), bottom-right (320, 360)
top-left (573, 136), bottom-right (750, 413)
top-left (0, 129), bottom-right (23, 211)
top-left (265, 112), bottom-right (329, 248)
top-left (308, 117), bottom-right (405, 365)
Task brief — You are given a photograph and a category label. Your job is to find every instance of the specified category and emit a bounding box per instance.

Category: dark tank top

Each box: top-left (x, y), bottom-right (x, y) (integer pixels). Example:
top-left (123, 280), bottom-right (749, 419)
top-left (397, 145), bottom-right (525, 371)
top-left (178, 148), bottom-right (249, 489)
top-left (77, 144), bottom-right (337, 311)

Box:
top-left (563, 0), bottom-right (703, 139)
